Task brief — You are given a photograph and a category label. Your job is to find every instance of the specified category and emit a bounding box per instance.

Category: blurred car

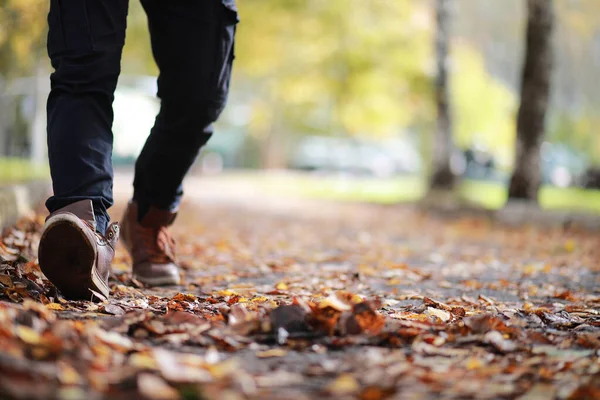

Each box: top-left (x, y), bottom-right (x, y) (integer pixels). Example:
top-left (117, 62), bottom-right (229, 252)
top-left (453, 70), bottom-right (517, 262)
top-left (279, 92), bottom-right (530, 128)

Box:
top-left (461, 146), bottom-right (501, 181)
top-left (582, 167), bottom-right (600, 189)
top-left (540, 142), bottom-right (587, 188)
top-left (289, 136), bottom-right (421, 177)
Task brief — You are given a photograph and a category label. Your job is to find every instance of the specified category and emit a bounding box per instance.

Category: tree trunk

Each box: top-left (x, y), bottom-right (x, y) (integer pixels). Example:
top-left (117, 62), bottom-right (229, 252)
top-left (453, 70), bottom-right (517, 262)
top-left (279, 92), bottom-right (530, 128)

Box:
top-left (508, 0), bottom-right (554, 201)
top-left (430, 0), bottom-right (455, 191)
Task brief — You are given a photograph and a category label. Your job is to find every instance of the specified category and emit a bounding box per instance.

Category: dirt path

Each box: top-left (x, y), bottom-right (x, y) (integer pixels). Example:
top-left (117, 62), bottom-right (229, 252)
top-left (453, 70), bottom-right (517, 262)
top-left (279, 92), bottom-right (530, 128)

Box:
top-left (1, 177), bottom-right (599, 399)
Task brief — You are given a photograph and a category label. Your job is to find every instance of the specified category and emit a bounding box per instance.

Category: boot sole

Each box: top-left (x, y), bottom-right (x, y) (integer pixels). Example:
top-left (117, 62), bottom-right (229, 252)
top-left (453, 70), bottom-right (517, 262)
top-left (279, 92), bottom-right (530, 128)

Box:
top-left (38, 214), bottom-right (109, 300)
top-left (133, 273), bottom-right (181, 287)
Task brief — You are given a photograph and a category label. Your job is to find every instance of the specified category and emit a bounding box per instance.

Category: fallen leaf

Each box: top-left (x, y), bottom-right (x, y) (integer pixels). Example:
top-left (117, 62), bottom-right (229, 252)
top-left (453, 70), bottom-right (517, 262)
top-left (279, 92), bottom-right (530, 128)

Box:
top-left (103, 304), bottom-right (125, 316)
top-left (58, 363), bottom-right (82, 385)
top-left (256, 348), bottom-right (288, 358)
top-left (327, 374), bottom-right (360, 395)
top-left (16, 325), bottom-right (42, 345)
top-left (154, 349), bottom-right (212, 383)
top-left (425, 307), bottom-right (451, 322)
top-left (319, 294), bottom-right (352, 311)
top-left (129, 352), bottom-right (159, 370)
top-left (137, 373), bottom-right (179, 400)
top-left (0, 274), bottom-right (13, 286)
top-left (45, 303), bottom-right (65, 311)
top-left (424, 297), bottom-right (452, 311)
top-left (351, 302), bottom-right (386, 335)
top-left (484, 330), bottom-right (517, 353)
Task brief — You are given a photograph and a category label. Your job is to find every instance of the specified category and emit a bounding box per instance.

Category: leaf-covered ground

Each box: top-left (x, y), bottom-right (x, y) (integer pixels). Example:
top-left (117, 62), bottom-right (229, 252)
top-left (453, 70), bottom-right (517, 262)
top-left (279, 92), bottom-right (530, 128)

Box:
top-left (1, 188), bottom-right (600, 399)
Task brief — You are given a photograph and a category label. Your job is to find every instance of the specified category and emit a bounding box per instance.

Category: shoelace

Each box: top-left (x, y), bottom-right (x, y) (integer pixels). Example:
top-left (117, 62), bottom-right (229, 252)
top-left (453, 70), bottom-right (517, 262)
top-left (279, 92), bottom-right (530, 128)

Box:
top-left (139, 225), bottom-right (177, 263)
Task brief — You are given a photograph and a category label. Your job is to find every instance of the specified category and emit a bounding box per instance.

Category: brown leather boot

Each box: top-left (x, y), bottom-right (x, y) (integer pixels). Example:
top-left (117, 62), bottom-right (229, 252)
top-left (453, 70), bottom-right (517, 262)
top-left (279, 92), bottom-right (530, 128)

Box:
top-left (121, 201), bottom-right (181, 286)
top-left (38, 200), bottom-right (119, 300)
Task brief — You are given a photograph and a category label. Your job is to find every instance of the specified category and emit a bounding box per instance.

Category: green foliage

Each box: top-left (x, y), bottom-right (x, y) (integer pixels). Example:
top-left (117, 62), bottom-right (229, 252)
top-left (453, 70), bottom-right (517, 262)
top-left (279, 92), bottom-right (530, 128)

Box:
top-left (0, 0), bottom-right (48, 79)
top-left (121, 1), bottom-right (157, 76)
top-left (549, 111), bottom-right (600, 163)
top-left (0, 157), bottom-right (48, 183)
top-left (234, 0), bottom-right (434, 138)
top-left (2, 0), bottom-right (598, 170)
top-left (451, 44), bottom-right (517, 168)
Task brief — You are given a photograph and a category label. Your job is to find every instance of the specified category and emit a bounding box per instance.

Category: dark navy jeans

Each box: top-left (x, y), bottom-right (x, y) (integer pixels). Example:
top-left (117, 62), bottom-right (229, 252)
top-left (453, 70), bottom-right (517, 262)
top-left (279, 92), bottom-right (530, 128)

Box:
top-left (45, 0), bottom-right (238, 233)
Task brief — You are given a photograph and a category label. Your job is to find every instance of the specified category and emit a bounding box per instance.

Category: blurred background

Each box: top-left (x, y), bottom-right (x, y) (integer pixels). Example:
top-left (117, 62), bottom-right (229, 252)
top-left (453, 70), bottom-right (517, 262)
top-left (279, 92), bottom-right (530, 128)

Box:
top-left (1, 0), bottom-right (599, 212)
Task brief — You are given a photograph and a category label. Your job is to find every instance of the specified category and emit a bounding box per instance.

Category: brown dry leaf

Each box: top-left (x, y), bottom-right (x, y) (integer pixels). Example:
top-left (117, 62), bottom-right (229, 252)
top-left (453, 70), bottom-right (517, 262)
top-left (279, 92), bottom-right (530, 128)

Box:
top-left (352, 302), bottom-right (386, 335)
top-left (360, 386), bottom-right (390, 400)
top-left (172, 292), bottom-right (197, 302)
top-left (308, 305), bottom-right (341, 336)
top-left (0, 274), bottom-right (13, 286)
top-left (103, 304), bottom-right (125, 315)
top-left (163, 310), bottom-right (206, 326)
top-left (451, 307), bottom-right (466, 317)
top-left (424, 297), bottom-right (452, 311)
top-left (465, 314), bottom-right (513, 335)
top-left (484, 330), bottom-right (517, 353)
top-left (425, 307), bottom-right (451, 322)
top-left (478, 294), bottom-right (495, 305)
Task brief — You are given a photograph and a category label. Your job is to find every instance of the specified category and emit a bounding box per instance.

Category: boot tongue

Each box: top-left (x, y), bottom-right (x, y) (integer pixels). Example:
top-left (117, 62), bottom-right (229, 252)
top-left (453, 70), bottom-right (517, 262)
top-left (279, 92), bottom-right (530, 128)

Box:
top-left (140, 206), bottom-right (177, 229)
top-left (60, 200), bottom-right (97, 230)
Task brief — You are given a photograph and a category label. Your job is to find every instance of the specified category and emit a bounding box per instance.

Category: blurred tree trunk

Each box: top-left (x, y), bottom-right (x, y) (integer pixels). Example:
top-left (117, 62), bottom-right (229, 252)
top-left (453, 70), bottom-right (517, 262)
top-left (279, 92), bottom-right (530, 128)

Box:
top-left (430, 0), bottom-right (455, 191)
top-left (508, 0), bottom-right (554, 201)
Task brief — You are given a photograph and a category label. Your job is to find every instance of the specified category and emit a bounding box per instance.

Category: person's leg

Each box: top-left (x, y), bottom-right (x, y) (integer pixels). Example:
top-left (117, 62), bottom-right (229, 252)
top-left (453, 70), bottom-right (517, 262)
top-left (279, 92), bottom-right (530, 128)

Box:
top-left (39, 0), bottom-right (128, 300)
top-left (134, 0), bottom-right (238, 217)
top-left (46, 0), bottom-right (129, 234)
top-left (120, 0), bottom-right (238, 286)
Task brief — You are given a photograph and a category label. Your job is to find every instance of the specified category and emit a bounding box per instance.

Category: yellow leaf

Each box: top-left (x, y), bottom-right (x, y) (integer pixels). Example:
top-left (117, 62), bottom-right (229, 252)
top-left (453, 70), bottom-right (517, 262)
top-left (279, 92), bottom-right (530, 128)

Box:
top-left (130, 352), bottom-right (159, 370)
top-left (564, 240), bottom-right (575, 253)
top-left (58, 363), bottom-right (82, 385)
top-left (523, 264), bottom-right (537, 275)
top-left (466, 357), bottom-right (483, 370)
top-left (256, 348), bottom-right (288, 358)
top-left (327, 374), bottom-right (360, 395)
top-left (16, 326), bottom-right (41, 345)
top-left (276, 282), bottom-right (288, 290)
top-left (319, 294), bottom-right (351, 311)
top-left (46, 303), bottom-right (65, 311)
top-left (217, 290), bottom-right (239, 297)
top-left (206, 359), bottom-right (238, 379)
